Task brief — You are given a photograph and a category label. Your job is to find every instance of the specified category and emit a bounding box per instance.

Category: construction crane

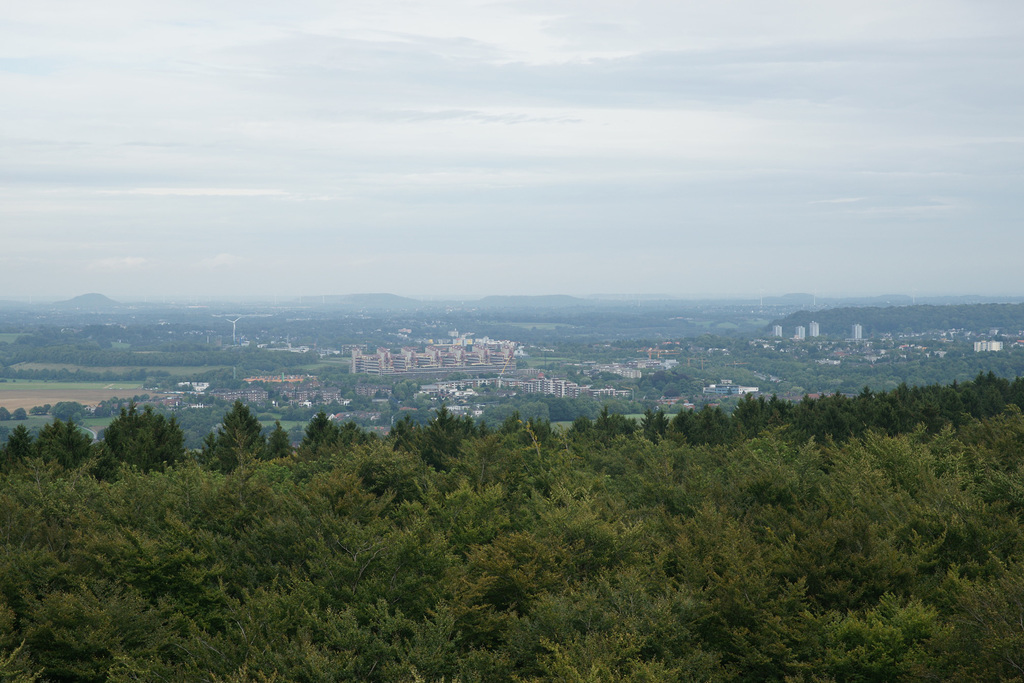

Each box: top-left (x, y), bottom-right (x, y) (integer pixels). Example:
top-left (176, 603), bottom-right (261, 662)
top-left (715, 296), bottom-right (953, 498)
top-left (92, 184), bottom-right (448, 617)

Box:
top-left (497, 344), bottom-right (518, 386)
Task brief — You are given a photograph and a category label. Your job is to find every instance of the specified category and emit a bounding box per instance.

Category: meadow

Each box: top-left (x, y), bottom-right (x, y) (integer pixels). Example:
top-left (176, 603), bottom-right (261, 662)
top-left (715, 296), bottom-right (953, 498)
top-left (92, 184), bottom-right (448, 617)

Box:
top-left (9, 362), bottom-right (230, 374)
top-left (0, 380), bottom-right (146, 410)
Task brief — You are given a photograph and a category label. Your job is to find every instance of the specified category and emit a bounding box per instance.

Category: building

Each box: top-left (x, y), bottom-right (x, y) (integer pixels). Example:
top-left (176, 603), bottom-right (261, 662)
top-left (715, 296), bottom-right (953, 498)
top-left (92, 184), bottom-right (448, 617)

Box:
top-left (809, 321), bottom-right (820, 337)
top-left (852, 323), bottom-right (863, 340)
top-left (592, 363), bottom-right (642, 379)
top-left (772, 325), bottom-right (783, 337)
top-left (974, 341), bottom-right (1004, 352)
top-left (702, 380), bottom-right (759, 396)
top-left (355, 384), bottom-right (393, 397)
top-left (352, 340), bottom-right (517, 376)
top-left (518, 377), bottom-right (584, 398)
top-left (795, 326), bottom-right (806, 340)
top-left (210, 387), bottom-right (269, 404)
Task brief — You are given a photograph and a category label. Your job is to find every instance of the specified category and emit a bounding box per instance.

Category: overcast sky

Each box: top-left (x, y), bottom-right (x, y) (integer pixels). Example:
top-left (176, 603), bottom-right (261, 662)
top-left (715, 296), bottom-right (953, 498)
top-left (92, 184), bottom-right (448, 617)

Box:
top-left (2, 1), bottom-right (1022, 300)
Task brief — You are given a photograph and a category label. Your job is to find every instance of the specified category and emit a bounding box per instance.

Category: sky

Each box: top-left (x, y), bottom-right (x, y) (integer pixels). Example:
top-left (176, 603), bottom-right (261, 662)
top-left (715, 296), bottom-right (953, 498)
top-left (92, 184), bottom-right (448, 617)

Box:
top-left (2, 1), bottom-right (1023, 300)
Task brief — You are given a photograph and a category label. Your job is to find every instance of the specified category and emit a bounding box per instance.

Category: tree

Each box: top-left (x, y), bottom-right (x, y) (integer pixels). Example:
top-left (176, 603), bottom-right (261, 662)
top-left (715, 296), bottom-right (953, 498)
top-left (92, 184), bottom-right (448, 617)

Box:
top-left (12, 408), bottom-right (28, 420)
top-left (0, 407), bottom-right (10, 421)
top-left (202, 401), bottom-right (265, 473)
top-left (265, 420), bottom-right (292, 460)
top-left (100, 402), bottom-right (185, 473)
top-left (1, 424), bottom-right (33, 468)
top-left (420, 405), bottom-right (476, 470)
top-left (51, 401), bottom-right (86, 423)
top-left (300, 411), bottom-right (340, 454)
top-left (640, 408), bottom-right (669, 443)
top-left (36, 418), bottom-right (93, 469)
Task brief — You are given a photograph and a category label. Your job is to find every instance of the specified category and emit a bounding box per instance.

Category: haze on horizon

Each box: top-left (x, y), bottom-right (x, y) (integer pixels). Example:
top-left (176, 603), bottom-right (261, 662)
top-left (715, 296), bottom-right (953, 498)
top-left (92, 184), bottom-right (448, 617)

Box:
top-left (2, 1), bottom-right (1022, 301)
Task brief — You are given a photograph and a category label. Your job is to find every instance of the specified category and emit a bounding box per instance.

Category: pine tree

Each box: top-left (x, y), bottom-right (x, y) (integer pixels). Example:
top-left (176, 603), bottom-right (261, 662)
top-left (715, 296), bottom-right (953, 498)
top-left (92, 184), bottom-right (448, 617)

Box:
top-left (202, 401), bottom-right (265, 473)
top-left (36, 418), bottom-right (93, 469)
top-left (101, 402), bottom-right (185, 473)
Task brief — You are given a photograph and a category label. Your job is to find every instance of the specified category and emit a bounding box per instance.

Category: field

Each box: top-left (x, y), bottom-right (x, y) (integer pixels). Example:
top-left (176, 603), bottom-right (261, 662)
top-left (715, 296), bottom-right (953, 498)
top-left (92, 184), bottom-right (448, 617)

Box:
top-left (0, 414), bottom-right (110, 439)
top-left (0, 333), bottom-right (23, 344)
top-left (9, 362), bottom-right (229, 375)
top-left (0, 381), bottom-right (146, 410)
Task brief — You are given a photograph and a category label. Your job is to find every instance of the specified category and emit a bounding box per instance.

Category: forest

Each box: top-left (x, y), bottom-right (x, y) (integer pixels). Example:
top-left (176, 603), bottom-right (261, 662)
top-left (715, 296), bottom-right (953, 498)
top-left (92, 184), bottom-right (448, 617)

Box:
top-left (776, 301), bottom-right (1024, 337)
top-left (3, 374), bottom-right (1024, 680)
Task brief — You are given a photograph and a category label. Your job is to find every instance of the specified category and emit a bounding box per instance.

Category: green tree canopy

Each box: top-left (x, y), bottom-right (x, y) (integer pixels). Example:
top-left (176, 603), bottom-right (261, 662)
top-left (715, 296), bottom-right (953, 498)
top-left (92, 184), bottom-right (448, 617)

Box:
top-left (201, 400), bottom-right (265, 473)
top-left (36, 418), bottom-right (93, 469)
top-left (100, 402), bottom-right (185, 474)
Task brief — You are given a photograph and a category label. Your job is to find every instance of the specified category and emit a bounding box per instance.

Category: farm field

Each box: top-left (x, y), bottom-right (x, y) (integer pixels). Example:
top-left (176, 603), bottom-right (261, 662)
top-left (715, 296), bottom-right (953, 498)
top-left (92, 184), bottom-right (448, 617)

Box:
top-left (0, 333), bottom-right (23, 344)
top-left (0, 381), bottom-right (147, 410)
top-left (9, 362), bottom-right (229, 375)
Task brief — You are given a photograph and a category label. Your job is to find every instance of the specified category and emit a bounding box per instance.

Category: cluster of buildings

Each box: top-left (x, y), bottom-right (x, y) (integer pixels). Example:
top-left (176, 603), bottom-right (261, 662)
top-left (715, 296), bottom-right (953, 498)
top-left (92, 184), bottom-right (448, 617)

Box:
top-left (351, 340), bottom-right (517, 376)
top-left (773, 323), bottom-right (863, 340)
top-left (702, 380), bottom-right (759, 397)
top-left (419, 376), bottom-right (632, 400)
top-left (232, 374), bottom-right (348, 405)
top-left (211, 387), bottom-right (270, 403)
top-left (588, 363), bottom-right (642, 379)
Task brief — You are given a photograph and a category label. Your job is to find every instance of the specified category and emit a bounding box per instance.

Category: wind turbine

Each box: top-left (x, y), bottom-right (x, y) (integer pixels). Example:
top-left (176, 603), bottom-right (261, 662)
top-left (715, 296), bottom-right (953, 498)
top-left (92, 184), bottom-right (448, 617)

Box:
top-left (226, 317), bottom-right (242, 345)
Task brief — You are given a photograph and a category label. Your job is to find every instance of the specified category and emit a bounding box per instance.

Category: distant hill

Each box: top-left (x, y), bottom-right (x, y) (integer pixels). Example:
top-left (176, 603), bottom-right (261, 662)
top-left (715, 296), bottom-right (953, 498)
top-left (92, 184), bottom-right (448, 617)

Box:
top-left (474, 295), bottom-right (592, 309)
top-left (53, 293), bottom-right (121, 310)
top-left (775, 302), bottom-right (1024, 337)
top-left (321, 293), bottom-right (426, 310)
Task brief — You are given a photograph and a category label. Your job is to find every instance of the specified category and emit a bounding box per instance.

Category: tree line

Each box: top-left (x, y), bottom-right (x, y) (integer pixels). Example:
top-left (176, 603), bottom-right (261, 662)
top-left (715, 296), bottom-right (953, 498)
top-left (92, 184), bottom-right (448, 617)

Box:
top-left (3, 381), bottom-right (1024, 679)
top-left (776, 302), bottom-right (1024, 336)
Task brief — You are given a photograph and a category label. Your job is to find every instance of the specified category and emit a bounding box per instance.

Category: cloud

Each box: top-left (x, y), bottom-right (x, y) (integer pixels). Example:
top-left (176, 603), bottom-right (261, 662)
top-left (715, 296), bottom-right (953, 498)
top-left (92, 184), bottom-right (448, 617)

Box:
top-left (1, 1), bottom-right (1022, 298)
top-left (99, 188), bottom-right (288, 197)
top-left (88, 256), bottom-right (149, 271)
top-left (197, 253), bottom-right (244, 269)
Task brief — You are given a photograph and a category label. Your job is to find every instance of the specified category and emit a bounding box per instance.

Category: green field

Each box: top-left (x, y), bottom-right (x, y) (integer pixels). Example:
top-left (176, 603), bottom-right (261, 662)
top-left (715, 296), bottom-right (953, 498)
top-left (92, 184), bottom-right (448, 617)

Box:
top-left (10, 362), bottom-right (229, 375)
top-left (0, 381), bottom-right (143, 392)
top-left (0, 381), bottom-right (151, 411)
top-left (0, 333), bottom-right (23, 344)
top-left (0, 416), bottom-right (53, 430)
top-left (0, 413), bottom-right (103, 433)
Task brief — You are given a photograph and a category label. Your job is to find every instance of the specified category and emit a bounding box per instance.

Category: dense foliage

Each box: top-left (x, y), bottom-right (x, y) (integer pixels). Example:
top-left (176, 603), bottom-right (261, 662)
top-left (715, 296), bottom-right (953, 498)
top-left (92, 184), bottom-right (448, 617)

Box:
top-left (3, 381), bottom-right (1024, 680)
top-left (777, 301), bottom-right (1024, 336)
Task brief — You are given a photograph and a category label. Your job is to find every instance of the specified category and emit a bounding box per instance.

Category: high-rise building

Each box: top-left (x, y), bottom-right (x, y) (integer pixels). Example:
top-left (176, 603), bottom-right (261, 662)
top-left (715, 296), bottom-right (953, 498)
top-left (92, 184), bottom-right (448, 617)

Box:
top-left (795, 326), bottom-right (806, 340)
top-left (772, 325), bottom-right (783, 337)
top-left (809, 321), bottom-right (820, 337)
top-left (852, 323), bottom-right (863, 340)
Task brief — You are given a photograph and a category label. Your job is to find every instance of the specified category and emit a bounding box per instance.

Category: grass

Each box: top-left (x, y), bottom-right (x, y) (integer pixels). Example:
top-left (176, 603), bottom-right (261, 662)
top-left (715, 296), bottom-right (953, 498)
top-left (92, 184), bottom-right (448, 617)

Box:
top-left (0, 380), bottom-right (152, 411)
top-left (0, 416), bottom-right (105, 439)
top-left (9, 362), bottom-right (229, 375)
top-left (0, 416), bottom-right (52, 430)
top-left (81, 417), bottom-right (115, 430)
top-left (0, 380), bottom-right (143, 392)
top-left (0, 333), bottom-right (23, 344)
